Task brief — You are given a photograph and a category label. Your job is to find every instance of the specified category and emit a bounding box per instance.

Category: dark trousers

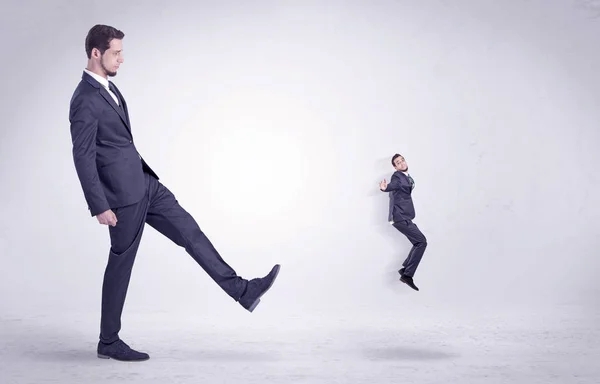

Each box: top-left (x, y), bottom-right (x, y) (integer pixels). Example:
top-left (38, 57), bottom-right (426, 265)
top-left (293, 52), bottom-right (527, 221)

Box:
top-left (392, 218), bottom-right (427, 277)
top-left (100, 172), bottom-right (247, 344)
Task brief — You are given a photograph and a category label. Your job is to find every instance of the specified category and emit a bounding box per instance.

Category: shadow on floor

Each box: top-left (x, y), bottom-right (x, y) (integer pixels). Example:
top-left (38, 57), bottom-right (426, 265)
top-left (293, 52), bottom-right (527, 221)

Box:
top-left (163, 349), bottom-right (281, 362)
top-left (23, 347), bottom-right (281, 363)
top-left (362, 346), bottom-right (456, 361)
top-left (23, 349), bottom-right (99, 362)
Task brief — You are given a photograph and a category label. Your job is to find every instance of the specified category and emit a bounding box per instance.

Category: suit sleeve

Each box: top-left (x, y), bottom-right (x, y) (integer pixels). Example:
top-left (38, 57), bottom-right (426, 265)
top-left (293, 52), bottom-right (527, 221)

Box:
top-left (381, 173), bottom-right (402, 192)
top-left (69, 95), bottom-right (110, 216)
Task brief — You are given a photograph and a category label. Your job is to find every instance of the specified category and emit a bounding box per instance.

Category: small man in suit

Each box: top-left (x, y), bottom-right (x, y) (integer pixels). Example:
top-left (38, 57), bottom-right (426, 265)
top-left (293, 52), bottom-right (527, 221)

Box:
top-left (69, 24), bottom-right (280, 362)
top-left (379, 154), bottom-right (427, 291)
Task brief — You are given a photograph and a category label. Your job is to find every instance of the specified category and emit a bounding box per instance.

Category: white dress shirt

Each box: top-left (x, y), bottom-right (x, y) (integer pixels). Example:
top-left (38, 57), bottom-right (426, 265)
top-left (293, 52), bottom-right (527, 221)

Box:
top-left (84, 68), bottom-right (119, 106)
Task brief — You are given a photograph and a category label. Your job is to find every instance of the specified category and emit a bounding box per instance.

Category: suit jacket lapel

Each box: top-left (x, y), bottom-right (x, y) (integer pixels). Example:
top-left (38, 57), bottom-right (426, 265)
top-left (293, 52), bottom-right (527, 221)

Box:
top-left (120, 93), bottom-right (131, 127)
top-left (81, 72), bottom-right (131, 134)
top-left (108, 81), bottom-right (132, 130)
top-left (395, 171), bottom-right (414, 192)
top-left (101, 85), bottom-right (131, 133)
top-left (398, 171), bottom-right (414, 191)
top-left (396, 171), bottom-right (406, 184)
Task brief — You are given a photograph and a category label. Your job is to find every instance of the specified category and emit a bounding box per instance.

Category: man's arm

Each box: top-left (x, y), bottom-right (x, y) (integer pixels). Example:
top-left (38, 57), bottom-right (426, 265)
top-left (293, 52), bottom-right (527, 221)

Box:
top-left (380, 173), bottom-right (402, 192)
top-left (69, 95), bottom-right (110, 217)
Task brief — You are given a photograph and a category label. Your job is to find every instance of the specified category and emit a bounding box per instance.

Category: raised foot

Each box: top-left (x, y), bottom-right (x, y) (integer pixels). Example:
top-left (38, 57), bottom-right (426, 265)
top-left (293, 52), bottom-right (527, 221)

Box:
top-left (400, 275), bottom-right (419, 291)
top-left (240, 264), bottom-right (281, 312)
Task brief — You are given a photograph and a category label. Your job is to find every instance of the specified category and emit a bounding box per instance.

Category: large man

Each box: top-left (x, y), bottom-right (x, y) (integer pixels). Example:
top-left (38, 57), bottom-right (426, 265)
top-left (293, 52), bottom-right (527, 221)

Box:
top-left (379, 154), bottom-right (427, 291)
top-left (69, 24), bottom-right (280, 362)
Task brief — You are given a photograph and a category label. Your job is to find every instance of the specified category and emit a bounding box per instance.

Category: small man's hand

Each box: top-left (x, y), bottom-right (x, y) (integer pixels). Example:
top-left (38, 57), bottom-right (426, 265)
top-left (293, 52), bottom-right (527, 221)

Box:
top-left (96, 209), bottom-right (118, 227)
top-left (379, 179), bottom-right (387, 191)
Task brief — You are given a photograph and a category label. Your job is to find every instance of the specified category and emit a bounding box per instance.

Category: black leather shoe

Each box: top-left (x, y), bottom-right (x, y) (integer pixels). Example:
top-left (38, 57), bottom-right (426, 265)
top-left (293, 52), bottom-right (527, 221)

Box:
top-left (400, 275), bottom-right (419, 291)
top-left (239, 264), bottom-right (281, 312)
top-left (97, 339), bottom-right (149, 362)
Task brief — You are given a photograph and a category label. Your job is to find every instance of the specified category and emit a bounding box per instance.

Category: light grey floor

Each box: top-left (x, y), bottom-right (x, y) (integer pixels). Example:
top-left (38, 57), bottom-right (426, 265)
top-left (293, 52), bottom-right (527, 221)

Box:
top-left (2, 303), bottom-right (598, 384)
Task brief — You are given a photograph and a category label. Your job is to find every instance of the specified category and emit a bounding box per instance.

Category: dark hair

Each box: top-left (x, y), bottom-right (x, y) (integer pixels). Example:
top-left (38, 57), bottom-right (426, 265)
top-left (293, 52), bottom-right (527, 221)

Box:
top-left (391, 153), bottom-right (402, 166)
top-left (85, 24), bottom-right (124, 58)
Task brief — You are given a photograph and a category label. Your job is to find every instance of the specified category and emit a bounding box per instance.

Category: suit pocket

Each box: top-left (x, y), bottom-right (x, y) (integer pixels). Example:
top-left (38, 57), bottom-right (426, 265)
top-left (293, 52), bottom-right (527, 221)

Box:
top-left (98, 162), bottom-right (120, 191)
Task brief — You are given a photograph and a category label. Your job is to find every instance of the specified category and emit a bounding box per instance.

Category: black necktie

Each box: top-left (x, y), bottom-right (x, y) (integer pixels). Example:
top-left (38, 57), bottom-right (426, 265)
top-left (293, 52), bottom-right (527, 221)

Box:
top-left (407, 174), bottom-right (415, 190)
top-left (108, 83), bottom-right (123, 109)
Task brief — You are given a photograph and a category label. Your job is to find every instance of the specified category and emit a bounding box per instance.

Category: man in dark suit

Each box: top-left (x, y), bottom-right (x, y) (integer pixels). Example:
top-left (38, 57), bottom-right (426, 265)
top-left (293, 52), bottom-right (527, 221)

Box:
top-left (69, 24), bottom-right (280, 362)
top-left (379, 154), bottom-right (427, 291)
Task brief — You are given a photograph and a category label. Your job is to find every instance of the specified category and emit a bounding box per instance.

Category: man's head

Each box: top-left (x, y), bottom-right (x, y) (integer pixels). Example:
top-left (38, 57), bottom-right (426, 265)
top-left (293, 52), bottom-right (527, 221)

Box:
top-left (85, 24), bottom-right (125, 78)
top-left (391, 153), bottom-right (408, 172)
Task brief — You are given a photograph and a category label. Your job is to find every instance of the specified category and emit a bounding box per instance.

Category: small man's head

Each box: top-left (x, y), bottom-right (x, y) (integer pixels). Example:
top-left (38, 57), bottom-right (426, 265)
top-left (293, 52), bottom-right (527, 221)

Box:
top-left (85, 24), bottom-right (125, 78)
top-left (391, 154), bottom-right (408, 172)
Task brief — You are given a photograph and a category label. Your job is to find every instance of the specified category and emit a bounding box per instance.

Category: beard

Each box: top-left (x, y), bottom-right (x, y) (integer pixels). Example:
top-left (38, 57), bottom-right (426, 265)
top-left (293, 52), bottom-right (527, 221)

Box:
top-left (101, 61), bottom-right (117, 77)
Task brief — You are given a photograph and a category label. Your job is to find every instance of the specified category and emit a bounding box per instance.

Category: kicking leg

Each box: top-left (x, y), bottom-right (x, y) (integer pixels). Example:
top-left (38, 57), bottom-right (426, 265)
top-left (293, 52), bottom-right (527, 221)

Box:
top-left (144, 178), bottom-right (246, 300)
top-left (143, 178), bottom-right (280, 311)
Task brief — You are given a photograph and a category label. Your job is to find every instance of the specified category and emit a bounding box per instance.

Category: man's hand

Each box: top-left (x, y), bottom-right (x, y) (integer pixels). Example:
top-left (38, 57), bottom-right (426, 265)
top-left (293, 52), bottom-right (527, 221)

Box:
top-left (379, 179), bottom-right (387, 191)
top-left (96, 209), bottom-right (118, 227)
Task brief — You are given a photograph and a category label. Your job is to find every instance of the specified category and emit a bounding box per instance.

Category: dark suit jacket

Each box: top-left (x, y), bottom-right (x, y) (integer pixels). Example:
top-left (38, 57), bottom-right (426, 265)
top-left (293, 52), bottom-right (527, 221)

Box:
top-left (381, 171), bottom-right (416, 222)
top-left (69, 71), bottom-right (158, 216)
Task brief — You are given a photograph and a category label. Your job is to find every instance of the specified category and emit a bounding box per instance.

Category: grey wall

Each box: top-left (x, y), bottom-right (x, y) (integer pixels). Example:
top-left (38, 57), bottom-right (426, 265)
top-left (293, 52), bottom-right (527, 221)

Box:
top-left (1, 0), bottom-right (599, 321)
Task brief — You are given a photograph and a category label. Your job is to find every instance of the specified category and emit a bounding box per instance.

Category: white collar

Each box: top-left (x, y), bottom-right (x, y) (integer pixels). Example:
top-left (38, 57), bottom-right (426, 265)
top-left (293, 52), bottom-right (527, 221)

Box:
top-left (84, 68), bottom-right (110, 90)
